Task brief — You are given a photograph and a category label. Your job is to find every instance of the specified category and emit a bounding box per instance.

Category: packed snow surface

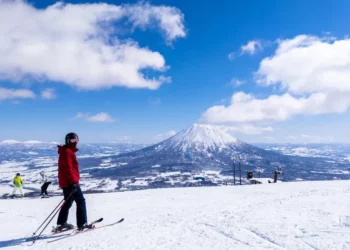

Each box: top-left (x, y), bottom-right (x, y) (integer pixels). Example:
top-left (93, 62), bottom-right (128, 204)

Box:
top-left (1, 180), bottom-right (350, 249)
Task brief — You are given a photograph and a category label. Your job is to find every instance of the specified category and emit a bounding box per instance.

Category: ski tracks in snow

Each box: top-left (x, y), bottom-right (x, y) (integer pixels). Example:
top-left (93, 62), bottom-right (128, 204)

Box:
top-left (1, 182), bottom-right (350, 249)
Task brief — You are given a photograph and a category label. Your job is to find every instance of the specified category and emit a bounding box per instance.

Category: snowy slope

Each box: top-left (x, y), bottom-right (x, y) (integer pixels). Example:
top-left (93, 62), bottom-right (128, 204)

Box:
top-left (1, 180), bottom-right (350, 250)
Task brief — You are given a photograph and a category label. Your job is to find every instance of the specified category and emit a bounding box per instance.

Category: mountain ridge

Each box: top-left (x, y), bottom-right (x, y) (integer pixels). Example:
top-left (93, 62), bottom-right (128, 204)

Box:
top-left (84, 123), bottom-right (350, 182)
top-left (93, 124), bottom-right (283, 177)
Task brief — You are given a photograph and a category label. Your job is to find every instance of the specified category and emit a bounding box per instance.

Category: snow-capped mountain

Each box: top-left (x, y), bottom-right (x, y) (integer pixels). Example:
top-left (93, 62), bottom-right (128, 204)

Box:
top-left (164, 124), bottom-right (239, 151)
top-left (1, 125), bottom-right (350, 196)
top-left (89, 124), bottom-right (350, 182)
top-left (102, 124), bottom-right (256, 175)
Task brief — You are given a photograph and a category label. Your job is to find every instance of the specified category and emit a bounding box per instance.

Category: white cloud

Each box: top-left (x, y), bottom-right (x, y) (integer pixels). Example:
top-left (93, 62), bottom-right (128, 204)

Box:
top-left (76, 112), bottom-right (115, 122)
top-left (167, 130), bottom-right (177, 137)
top-left (228, 78), bottom-right (246, 87)
top-left (228, 40), bottom-right (263, 60)
top-left (287, 134), bottom-right (335, 144)
top-left (223, 124), bottom-right (273, 135)
top-left (127, 4), bottom-right (186, 43)
top-left (75, 112), bottom-right (86, 119)
top-left (154, 130), bottom-right (177, 141)
top-left (87, 113), bottom-right (115, 123)
top-left (201, 91), bottom-right (350, 124)
top-left (0, 1), bottom-right (186, 90)
top-left (41, 88), bottom-right (55, 99)
top-left (261, 136), bottom-right (276, 141)
top-left (241, 40), bottom-right (263, 55)
top-left (112, 136), bottom-right (132, 143)
top-left (256, 35), bottom-right (350, 95)
top-left (148, 97), bottom-right (161, 107)
top-left (206, 35), bottom-right (350, 125)
top-left (228, 52), bottom-right (236, 60)
top-left (119, 136), bottom-right (131, 141)
top-left (0, 87), bottom-right (35, 100)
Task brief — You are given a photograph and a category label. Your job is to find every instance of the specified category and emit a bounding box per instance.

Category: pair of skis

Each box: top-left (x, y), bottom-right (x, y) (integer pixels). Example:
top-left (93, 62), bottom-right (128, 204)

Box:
top-left (47, 217), bottom-right (124, 243)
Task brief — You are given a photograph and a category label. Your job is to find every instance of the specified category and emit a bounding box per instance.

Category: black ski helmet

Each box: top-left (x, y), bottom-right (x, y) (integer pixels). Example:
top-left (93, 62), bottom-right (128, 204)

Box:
top-left (16, 173), bottom-right (20, 176)
top-left (65, 132), bottom-right (79, 145)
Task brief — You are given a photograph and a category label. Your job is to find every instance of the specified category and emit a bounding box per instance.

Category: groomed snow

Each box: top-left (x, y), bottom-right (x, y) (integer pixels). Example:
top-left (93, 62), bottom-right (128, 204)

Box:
top-left (1, 180), bottom-right (350, 249)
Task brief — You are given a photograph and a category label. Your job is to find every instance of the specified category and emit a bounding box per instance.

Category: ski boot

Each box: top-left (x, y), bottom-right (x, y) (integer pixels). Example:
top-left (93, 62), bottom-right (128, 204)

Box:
top-left (52, 223), bottom-right (74, 233)
top-left (78, 223), bottom-right (95, 231)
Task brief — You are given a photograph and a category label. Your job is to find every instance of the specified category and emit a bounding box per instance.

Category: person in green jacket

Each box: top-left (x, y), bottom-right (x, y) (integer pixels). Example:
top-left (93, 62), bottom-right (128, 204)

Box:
top-left (11, 173), bottom-right (24, 198)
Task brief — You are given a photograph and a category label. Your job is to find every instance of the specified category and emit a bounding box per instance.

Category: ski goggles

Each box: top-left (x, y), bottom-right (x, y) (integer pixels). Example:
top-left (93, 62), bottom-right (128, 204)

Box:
top-left (69, 138), bottom-right (79, 143)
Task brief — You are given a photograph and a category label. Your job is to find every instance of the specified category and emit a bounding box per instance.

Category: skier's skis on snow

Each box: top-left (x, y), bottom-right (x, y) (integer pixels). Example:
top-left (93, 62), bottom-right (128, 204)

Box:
top-left (51, 218), bottom-right (103, 234)
top-left (48, 218), bottom-right (124, 243)
top-left (27, 218), bottom-right (104, 243)
top-left (47, 217), bottom-right (104, 242)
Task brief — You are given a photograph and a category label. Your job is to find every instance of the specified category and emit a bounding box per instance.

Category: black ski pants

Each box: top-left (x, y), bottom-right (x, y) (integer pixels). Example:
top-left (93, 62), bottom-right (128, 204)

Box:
top-left (41, 181), bottom-right (51, 195)
top-left (57, 185), bottom-right (87, 228)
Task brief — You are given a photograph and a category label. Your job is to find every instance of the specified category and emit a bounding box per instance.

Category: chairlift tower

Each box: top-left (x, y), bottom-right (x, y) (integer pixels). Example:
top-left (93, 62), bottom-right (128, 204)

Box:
top-left (232, 155), bottom-right (242, 185)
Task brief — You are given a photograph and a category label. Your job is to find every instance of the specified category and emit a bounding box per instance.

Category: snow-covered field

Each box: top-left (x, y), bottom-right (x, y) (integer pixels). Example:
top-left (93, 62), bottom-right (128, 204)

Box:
top-left (1, 180), bottom-right (350, 249)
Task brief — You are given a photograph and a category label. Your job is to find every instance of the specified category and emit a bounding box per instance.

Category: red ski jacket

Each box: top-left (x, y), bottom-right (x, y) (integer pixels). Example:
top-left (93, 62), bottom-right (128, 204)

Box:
top-left (58, 145), bottom-right (80, 188)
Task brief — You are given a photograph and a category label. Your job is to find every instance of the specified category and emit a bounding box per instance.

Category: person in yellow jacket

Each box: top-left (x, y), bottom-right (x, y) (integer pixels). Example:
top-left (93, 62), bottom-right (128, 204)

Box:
top-left (11, 173), bottom-right (24, 198)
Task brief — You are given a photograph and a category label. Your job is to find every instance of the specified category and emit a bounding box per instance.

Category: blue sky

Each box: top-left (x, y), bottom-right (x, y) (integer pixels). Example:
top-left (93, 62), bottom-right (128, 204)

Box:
top-left (1, 0), bottom-right (350, 144)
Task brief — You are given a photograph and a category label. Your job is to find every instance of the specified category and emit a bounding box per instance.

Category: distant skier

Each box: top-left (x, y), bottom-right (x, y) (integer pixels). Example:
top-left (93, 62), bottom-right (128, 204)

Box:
top-left (273, 170), bottom-right (278, 183)
top-left (11, 173), bottom-right (24, 198)
top-left (268, 170), bottom-right (279, 183)
top-left (55, 132), bottom-right (91, 232)
top-left (39, 171), bottom-right (52, 198)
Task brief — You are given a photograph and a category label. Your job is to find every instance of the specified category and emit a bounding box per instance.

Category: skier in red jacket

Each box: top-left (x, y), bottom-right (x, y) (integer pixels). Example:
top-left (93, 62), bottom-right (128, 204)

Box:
top-left (55, 132), bottom-right (91, 232)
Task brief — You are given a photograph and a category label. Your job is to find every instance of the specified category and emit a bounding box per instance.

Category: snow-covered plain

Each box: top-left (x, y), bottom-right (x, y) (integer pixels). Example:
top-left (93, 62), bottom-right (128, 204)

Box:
top-left (1, 180), bottom-right (350, 249)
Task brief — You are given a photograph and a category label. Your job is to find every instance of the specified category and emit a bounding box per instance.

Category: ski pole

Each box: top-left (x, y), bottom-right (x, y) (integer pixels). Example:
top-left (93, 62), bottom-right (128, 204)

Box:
top-left (32, 198), bottom-right (65, 237)
top-left (33, 191), bottom-right (73, 243)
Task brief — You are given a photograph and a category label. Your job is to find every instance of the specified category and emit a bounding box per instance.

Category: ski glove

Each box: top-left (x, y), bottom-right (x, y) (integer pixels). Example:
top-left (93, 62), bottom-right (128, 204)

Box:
top-left (71, 183), bottom-right (78, 194)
